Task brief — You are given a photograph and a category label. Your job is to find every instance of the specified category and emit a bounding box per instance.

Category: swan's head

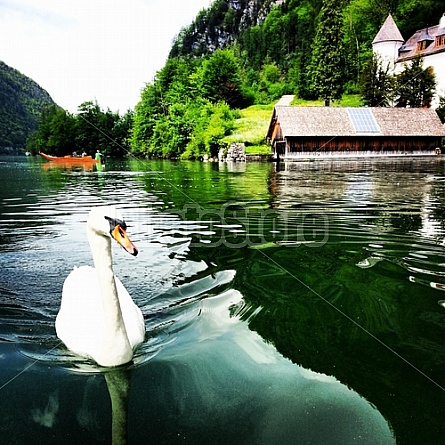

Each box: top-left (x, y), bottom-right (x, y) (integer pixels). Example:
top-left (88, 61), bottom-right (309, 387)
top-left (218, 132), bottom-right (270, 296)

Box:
top-left (88, 206), bottom-right (138, 256)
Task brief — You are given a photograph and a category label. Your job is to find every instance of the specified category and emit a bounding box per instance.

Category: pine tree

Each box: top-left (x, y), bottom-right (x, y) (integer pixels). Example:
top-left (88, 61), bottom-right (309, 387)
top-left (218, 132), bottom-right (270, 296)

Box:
top-left (360, 54), bottom-right (394, 107)
top-left (308, 0), bottom-right (346, 106)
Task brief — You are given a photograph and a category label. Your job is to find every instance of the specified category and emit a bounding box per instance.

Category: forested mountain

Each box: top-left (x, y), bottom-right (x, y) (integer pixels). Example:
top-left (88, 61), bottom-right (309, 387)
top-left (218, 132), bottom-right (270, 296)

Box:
top-left (170, 0), bottom-right (443, 99)
top-left (0, 61), bottom-right (54, 153)
top-left (172, 0), bottom-right (443, 61)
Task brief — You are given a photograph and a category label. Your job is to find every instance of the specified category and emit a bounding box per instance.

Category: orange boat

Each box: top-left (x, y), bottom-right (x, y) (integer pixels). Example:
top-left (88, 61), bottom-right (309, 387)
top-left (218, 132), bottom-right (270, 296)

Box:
top-left (39, 152), bottom-right (100, 164)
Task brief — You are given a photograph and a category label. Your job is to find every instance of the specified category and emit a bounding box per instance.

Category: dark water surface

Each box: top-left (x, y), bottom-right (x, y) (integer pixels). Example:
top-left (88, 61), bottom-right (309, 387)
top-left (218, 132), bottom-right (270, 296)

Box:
top-left (0, 156), bottom-right (444, 444)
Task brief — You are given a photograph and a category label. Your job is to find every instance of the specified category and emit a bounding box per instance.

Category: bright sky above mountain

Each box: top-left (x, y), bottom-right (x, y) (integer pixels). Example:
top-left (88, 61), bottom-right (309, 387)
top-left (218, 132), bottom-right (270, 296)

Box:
top-left (1, 0), bottom-right (212, 114)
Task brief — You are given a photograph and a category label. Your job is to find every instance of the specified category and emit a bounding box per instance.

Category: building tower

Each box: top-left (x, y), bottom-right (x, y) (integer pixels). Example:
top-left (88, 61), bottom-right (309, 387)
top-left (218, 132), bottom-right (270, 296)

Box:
top-left (372, 14), bottom-right (404, 72)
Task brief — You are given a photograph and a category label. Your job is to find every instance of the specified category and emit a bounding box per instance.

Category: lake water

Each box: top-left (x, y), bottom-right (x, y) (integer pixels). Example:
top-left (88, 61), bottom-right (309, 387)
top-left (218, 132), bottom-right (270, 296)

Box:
top-left (0, 156), bottom-right (444, 444)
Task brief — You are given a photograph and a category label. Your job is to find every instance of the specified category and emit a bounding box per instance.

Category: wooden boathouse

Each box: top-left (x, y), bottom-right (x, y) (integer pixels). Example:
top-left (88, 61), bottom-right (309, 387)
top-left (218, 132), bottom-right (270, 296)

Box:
top-left (266, 105), bottom-right (445, 160)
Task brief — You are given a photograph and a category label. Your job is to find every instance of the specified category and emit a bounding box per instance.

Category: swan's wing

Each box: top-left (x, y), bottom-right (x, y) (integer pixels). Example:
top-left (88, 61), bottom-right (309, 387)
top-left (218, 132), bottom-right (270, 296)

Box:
top-left (115, 276), bottom-right (145, 349)
top-left (56, 266), bottom-right (104, 358)
top-left (56, 266), bottom-right (144, 357)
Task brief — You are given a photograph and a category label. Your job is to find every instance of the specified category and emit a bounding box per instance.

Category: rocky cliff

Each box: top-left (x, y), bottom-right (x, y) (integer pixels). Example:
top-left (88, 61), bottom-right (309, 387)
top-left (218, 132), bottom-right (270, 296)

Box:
top-left (169, 0), bottom-right (283, 58)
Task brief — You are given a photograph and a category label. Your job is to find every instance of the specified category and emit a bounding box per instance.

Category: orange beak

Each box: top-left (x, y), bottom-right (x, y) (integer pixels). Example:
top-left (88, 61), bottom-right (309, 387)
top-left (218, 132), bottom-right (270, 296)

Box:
top-left (111, 224), bottom-right (138, 256)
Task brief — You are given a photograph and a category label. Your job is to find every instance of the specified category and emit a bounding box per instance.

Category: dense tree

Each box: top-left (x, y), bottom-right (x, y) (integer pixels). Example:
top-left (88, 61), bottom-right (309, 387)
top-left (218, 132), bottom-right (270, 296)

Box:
top-left (199, 49), bottom-right (245, 108)
top-left (131, 83), bottom-right (165, 155)
top-left (360, 54), bottom-right (394, 107)
top-left (132, 89), bottom-right (235, 160)
top-left (256, 63), bottom-right (286, 103)
top-left (342, 0), bottom-right (385, 88)
top-left (112, 110), bottom-right (134, 156)
top-left (130, 49), bottom-right (240, 159)
top-left (395, 55), bottom-right (436, 108)
top-left (182, 101), bottom-right (235, 159)
top-left (130, 58), bottom-right (201, 155)
top-left (76, 101), bottom-right (108, 154)
top-left (239, 26), bottom-right (267, 71)
top-left (308, 0), bottom-right (346, 106)
top-left (26, 105), bottom-right (76, 156)
top-left (436, 96), bottom-right (445, 124)
top-left (149, 101), bottom-right (198, 158)
top-left (27, 101), bottom-right (132, 157)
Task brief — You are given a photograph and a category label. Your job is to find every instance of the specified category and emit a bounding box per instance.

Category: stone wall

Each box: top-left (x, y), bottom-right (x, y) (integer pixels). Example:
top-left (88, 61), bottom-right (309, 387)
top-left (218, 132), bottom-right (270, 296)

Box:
top-left (219, 143), bottom-right (246, 162)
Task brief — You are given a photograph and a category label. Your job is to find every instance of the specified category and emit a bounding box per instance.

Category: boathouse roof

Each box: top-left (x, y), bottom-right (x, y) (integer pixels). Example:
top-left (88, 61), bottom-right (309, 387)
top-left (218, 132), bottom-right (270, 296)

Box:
top-left (266, 106), bottom-right (445, 139)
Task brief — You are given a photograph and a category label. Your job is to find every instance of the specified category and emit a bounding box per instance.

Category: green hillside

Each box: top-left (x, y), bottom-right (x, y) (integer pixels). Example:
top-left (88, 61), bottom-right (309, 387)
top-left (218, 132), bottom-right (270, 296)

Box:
top-left (169, 0), bottom-right (444, 100)
top-left (0, 61), bottom-right (54, 153)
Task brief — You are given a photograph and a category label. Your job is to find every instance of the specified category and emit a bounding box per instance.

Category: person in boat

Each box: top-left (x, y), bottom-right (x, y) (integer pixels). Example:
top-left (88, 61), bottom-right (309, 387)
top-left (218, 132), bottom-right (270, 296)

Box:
top-left (95, 150), bottom-right (103, 163)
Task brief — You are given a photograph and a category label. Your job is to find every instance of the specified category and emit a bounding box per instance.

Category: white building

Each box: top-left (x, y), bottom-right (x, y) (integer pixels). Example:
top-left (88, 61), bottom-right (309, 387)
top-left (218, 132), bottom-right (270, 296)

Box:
top-left (373, 13), bottom-right (445, 108)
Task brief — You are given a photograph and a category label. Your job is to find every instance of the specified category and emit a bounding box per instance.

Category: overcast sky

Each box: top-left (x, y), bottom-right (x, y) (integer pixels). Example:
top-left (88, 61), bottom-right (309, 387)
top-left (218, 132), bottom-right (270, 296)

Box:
top-left (1, 0), bottom-right (212, 114)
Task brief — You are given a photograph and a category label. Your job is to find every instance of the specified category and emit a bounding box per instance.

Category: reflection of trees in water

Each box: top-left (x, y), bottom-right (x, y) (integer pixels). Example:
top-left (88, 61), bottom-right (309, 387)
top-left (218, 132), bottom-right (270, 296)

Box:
top-left (225, 244), bottom-right (444, 445)
top-left (181, 172), bottom-right (444, 443)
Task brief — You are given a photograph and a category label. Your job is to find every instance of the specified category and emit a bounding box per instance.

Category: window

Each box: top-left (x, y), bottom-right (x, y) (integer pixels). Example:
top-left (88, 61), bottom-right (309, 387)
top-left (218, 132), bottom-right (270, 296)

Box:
top-left (418, 41), bottom-right (427, 51)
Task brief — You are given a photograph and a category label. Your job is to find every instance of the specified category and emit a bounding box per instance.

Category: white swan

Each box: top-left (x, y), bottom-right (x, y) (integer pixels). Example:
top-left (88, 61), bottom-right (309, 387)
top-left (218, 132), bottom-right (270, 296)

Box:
top-left (56, 206), bottom-right (145, 367)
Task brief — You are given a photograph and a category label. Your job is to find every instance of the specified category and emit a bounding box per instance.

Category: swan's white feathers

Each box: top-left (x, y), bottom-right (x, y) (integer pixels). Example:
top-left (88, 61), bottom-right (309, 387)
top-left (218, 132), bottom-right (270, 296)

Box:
top-left (56, 266), bottom-right (145, 360)
top-left (88, 205), bottom-right (122, 237)
top-left (55, 206), bottom-right (145, 367)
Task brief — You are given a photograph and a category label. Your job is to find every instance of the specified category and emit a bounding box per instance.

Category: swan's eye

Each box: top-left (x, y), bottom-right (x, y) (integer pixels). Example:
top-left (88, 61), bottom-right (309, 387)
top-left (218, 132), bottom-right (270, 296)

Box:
top-left (104, 216), bottom-right (127, 233)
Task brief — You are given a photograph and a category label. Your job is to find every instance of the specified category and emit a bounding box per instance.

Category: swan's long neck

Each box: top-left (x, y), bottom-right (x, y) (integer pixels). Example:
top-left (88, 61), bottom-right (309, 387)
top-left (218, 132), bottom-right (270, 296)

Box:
top-left (87, 227), bottom-right (133, 366)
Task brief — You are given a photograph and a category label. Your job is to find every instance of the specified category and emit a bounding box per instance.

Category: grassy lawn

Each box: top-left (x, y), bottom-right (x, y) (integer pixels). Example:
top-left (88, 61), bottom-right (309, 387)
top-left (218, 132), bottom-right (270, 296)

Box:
top-left (292, 94), bottom-right (362, 107)
top-left (245, 144), bottom-right (272, 155)
top-left (223, 104), bottom-right (274, 147)
top-left (224, 95), bottom-right (363, 155)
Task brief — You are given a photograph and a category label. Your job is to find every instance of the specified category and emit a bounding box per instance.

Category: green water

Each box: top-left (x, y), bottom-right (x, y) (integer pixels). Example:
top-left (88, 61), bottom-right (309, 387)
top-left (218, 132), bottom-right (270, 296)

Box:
top-left (0, 156), bottom-right (443, 444)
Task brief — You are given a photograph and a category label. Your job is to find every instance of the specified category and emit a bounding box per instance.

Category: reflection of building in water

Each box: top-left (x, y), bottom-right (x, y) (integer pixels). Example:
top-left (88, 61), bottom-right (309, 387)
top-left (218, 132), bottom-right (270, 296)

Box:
top-left (344, 174), bottom-right (374, 204)
top-left (418, 180), bottom-right (445, 240)
top-left (271, 161), bottom-right (445, 241)
top-left (272, 163), bottom-right (348, 207)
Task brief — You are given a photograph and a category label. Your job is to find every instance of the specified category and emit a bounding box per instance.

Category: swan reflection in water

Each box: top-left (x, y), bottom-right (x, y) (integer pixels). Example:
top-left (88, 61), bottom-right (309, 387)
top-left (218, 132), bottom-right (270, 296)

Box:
top-left (26, 287), bottom-right (396, 445)
top-left (104, 367), bottom-right (131, 445)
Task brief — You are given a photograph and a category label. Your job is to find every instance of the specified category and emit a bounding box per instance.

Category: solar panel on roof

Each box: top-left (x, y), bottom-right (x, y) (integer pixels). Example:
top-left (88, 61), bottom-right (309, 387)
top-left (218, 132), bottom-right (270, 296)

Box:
top-left (347, 108), bottom-right (381, 134)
